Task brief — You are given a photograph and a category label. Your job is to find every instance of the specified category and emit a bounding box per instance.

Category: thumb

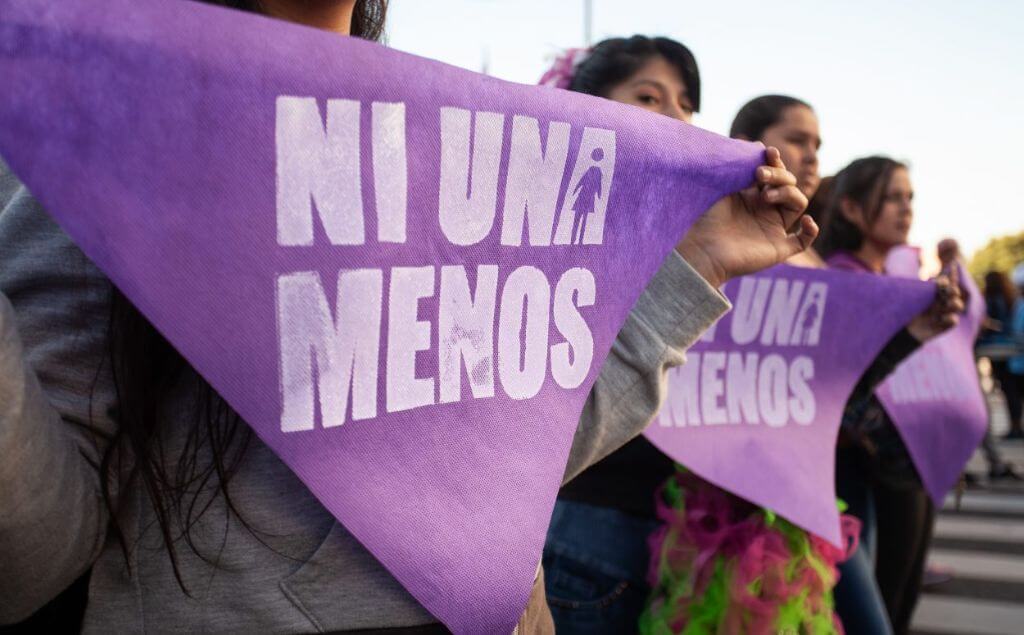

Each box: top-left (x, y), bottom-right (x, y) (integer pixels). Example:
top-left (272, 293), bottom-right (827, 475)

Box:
top-left (948, 262), bottom-right (960, 288)
top-left (778, 215), bottom-right (819, 261)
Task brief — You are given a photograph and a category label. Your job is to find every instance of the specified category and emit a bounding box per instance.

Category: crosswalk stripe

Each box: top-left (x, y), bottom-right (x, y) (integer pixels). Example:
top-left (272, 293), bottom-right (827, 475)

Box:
top-left (934, 515), bottom-right (1024, 542)
top-left (921, 577), bottom-right (1024, 604)
top-left (942, 493), bottom-right (1024, 517)
top-left (915, 516), bottom-right (1024, 635)
top-left (912, 596), bottom-right (1024, 635)
top-left (938, 507), bottom-right (1023, 521)
top-left (931, 536), bottom-right (1024, 556)
top-left (910, 423), bottom-right (1024, 635)
top-left (926, 549), bottom-right (1024, 582)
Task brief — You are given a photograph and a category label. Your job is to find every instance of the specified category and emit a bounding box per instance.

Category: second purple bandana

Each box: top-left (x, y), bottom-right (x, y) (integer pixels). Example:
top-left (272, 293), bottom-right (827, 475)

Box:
top-left (646, 265), bottom-right (935, 543)
top-left (0, 0), bottom-right (764, 631)
top-left (876, 259), bottom-right (988, 504)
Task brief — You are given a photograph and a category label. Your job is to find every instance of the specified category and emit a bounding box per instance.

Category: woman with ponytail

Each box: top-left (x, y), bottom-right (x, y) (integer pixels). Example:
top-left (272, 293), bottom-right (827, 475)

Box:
top-left (820, 157), bottom-right (962, 634)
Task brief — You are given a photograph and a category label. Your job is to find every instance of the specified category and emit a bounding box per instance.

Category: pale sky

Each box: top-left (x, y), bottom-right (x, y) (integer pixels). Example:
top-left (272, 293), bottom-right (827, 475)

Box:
top-left (386, 0), bottom-right (1023, 263)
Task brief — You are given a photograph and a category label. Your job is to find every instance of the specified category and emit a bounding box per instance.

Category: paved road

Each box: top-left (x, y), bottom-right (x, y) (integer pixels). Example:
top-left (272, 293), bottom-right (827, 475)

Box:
top-left (910, 392), bottom-right (1024, 635)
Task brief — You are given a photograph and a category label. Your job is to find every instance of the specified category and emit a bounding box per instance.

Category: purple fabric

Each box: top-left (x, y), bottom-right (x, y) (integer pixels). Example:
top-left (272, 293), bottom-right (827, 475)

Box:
top-left (884, 244), bottom-right (923, 279)
top-left (645, 265), bottom-right (935, 544)
top-left (0, 0), bottom-right (765, 631)
top-left (875, 261), bottom-right (988, 504)
top-left (826, 251), bottom-right (874, 274)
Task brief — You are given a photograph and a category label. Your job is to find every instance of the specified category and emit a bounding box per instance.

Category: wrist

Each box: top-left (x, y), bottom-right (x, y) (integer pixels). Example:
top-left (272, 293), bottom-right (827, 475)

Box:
top-left (675, 239), bottom-right (727, 289)
top-left (906, 315), bottom-right (932, 343)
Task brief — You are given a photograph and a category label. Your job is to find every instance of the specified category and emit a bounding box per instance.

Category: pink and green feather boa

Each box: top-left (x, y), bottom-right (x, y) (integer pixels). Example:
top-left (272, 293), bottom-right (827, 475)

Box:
top-left (640, 469), bottom-right (861, 635)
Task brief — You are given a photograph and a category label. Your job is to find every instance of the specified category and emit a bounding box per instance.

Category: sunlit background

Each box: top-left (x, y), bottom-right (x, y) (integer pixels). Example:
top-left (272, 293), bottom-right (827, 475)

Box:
top-left (387, 0), bottom-right (1023, 275)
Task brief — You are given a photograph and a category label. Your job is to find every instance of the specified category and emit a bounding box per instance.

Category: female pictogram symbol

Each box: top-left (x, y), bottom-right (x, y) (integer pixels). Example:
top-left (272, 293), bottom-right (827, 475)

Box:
top-left (569, 147), bottom-right (605, 244)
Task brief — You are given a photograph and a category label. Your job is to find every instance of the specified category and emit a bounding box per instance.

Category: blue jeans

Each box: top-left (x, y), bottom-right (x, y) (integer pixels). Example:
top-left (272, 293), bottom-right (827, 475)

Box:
top-left (834, 452), bottom-right (893, 635)
top-left (542, 500), bottom-right (658, 635)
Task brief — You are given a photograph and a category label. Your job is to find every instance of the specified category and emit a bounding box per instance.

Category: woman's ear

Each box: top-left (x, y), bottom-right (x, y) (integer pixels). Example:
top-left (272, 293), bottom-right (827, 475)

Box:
top-left (839, 197), bottom-right (864, 229)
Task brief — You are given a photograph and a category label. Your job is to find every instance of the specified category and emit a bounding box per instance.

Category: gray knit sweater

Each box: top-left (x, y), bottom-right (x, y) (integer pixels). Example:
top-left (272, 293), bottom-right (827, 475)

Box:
top-left (0, 160), bottom-right (729, 633)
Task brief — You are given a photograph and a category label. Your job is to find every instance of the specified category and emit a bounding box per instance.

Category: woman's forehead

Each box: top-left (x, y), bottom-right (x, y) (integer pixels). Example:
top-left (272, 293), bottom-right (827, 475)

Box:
top-left (626, 56), bottom-right (688, 92)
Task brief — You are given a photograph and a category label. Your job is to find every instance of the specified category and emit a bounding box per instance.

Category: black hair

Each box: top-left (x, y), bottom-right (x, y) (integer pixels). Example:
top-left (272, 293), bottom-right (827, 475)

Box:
top-left (984, 270), bottom-right (1016, 306)
top-left (97, 0), bottom-right (388, 593)
top-left (208, 0), bottom-right (388, 41)
top-left (729, 94), bottom-right (812, 141)
top-left (804, 175), bottom-right (833, 227)
top-left (816, 156), bottom-right (907, 259)
top-left (569, 35), bottom-right (701, 111)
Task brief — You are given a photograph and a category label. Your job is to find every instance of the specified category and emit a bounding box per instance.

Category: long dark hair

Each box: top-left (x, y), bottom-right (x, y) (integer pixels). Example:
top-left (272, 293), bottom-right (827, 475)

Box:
top-left (805, 174), bottom-right (833, 227)
top-left (816, 156), bottom-right (907, 259)
top-left (99, 0), bottom-right (388, 592)
top-left (569, 35), bottom-right (701, 110)
top-left (984, 270), bottom-right (1017, 306)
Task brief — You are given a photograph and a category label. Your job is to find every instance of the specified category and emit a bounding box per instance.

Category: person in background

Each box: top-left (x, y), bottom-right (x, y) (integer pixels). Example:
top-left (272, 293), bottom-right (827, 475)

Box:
top-left (981, 269), bottom-right (1023, 440)
top-left (730, 95), bottom-right (821, 200)
top-left (733, 101), bottom-right (922, 635)
top-left (730, 95), bottom-right (825, 268)
top-left (730, 97), bottom-right (911, 634)
top-left (1009, 263), bottom-right (1024, 434)
top-left (541, 37), bottom-right (712, 633)
top-left (939, 241), bottom-right (1020, 482)
top-left (818, 157), bottom-right (963, 634)
top-left (538, 38), bottom-right (818, 634)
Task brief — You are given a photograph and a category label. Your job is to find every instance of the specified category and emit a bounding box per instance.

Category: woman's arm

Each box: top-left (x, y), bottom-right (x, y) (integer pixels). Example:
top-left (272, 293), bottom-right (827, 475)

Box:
top-left (849, 328), bottom-right (920, 404)
top-left (0, 180), bottom-right (117, 623)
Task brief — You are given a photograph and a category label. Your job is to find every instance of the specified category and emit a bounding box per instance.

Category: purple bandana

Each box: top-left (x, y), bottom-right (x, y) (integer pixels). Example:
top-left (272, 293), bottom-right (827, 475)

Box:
top-left (645, 265), bottom-right (935, 543)
top-left (875, 260), bottom-right (988, 503)
top-left (0, 0), bottom-right (767, 631)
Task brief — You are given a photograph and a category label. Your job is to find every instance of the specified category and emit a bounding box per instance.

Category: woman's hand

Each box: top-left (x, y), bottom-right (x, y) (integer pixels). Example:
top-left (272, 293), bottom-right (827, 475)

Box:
top-left (675, 147), bottom-right (817, 288)
top-left (907, 267), bottom-right (965, 342)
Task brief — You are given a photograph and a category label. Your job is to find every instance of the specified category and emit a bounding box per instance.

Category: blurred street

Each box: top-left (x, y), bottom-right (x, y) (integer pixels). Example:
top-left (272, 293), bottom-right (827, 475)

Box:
top-left (912, 388), bottom-right (1024, 635)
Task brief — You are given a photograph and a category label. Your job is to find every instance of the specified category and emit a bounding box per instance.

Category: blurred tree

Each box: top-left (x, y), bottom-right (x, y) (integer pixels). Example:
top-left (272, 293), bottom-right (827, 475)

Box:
top-left (969, 230), bottom-right (1024, 286)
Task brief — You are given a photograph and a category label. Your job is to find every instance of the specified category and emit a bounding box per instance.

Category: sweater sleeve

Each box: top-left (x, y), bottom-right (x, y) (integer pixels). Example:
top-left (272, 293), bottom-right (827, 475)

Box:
top-left (563, 251), bottom-right (730, 483)
top-left (840, 327), bottom-right (920, 430)
top-left (0, 171), bottom-right (117, 623)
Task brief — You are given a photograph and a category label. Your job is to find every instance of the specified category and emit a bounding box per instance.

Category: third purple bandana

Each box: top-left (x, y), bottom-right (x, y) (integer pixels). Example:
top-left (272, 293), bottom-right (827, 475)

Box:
top-left (0, 0), bottom-right (766, 631)
top-left (645, 265), bottom-right (935, 543)
top-left (876, 259), bottom-right (988, 504)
